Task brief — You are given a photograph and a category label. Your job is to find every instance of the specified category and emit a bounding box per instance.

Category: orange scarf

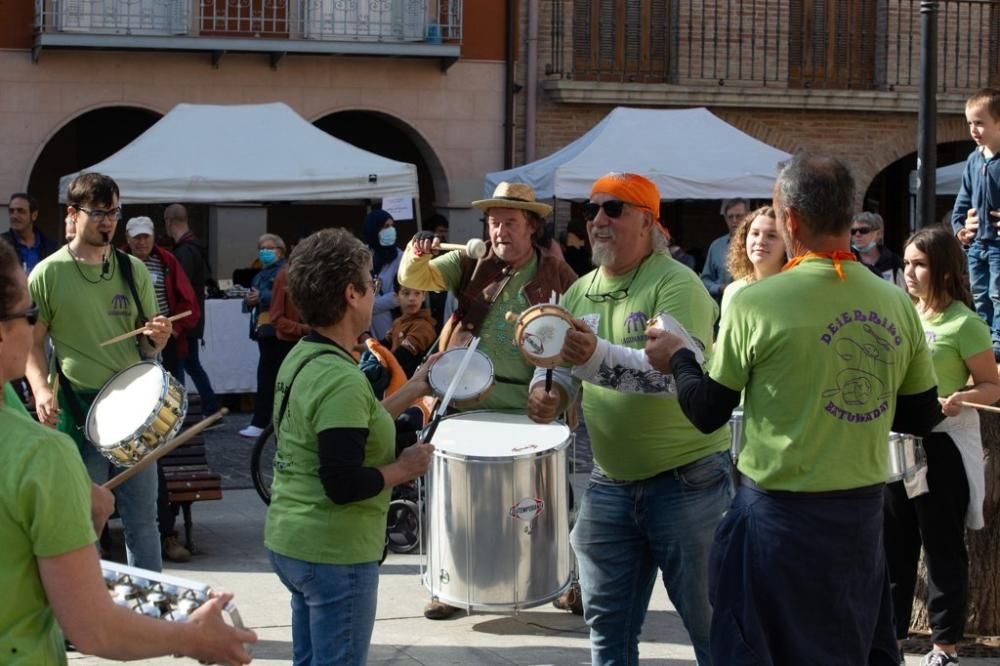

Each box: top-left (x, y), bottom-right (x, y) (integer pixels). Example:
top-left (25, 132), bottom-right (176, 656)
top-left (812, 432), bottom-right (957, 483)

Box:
top-left (781, 251), bottom-right (857, 280)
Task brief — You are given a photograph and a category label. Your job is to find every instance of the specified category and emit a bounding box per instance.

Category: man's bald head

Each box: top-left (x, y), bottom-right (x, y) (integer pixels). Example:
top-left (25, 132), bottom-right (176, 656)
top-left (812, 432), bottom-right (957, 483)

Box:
top-left (164, 203), bottom-right (189, 241)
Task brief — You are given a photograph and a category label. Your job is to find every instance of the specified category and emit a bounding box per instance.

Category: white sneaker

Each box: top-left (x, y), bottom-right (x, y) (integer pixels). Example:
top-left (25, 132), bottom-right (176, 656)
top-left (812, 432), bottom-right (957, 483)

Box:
top-left (239, 425), bottom-right (264, 438)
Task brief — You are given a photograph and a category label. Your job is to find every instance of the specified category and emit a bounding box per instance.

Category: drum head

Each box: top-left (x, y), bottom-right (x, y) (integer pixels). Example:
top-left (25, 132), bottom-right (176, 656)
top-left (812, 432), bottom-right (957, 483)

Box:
top-left (519, 313), bottom-right (572, 366)
top-left (87, 362), bottom-right (167, 446)
top-left (429, 348), bottom-right (494, 401)
top-left (432, 411), bottom-right (570, 459)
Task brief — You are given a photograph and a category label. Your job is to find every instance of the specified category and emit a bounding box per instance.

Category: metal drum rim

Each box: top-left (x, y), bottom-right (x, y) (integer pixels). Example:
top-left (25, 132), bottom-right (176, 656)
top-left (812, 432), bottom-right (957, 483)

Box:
top-left (429, 410), bottom-right (571, 462)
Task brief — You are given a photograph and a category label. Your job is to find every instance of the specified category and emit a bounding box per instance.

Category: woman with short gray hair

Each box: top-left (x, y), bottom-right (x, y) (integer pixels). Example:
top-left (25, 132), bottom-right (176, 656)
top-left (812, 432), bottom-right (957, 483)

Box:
top-left (851, 211), bottom-right (905, 286)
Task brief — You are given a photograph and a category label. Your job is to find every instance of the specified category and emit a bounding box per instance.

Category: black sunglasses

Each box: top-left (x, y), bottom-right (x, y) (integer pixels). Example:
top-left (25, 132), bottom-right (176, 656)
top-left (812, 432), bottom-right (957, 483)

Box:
top-left (0, 303), bottom-right (39, 326)
top-left (582, 199), bottom-right (632, 222)
top-left (584, 261), bottom-right (645, 303)
top-left (851, 226), bottom-right (873, 235)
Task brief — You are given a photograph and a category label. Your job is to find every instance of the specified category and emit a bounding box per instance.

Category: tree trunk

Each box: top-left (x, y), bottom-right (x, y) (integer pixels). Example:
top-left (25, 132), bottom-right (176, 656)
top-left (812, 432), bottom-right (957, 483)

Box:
top-left (910, 411), bottom-right (1000, 636)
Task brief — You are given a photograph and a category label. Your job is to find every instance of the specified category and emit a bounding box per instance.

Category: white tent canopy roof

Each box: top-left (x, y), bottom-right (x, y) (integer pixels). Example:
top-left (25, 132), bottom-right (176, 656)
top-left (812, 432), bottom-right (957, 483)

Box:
top-left (59, 102), bottom-right (418, 204)
top-left (486, 107), bottom-right (791, 201)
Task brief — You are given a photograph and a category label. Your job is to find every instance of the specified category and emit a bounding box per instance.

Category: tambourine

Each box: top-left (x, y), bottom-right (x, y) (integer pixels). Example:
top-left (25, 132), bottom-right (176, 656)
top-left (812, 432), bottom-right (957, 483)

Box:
top-left (505, 303), bottom-right (575, 369)
top-left (428, 346), bottom-right (495, 409)
top-left (646, 312), bottom-right (705, 366)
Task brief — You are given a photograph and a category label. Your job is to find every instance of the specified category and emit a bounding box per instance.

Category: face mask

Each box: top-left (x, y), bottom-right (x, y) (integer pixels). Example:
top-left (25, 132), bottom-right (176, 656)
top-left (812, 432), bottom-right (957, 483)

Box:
top-left (258, 248), bottom-right (277, 265)
top-left (852, 240), bottom-right (877, 253)
top-left (378, 227), bottom-right (397, 247)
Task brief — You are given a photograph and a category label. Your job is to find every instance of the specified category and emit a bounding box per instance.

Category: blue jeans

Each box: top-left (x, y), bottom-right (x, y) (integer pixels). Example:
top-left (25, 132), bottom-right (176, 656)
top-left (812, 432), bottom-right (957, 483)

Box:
top-left (966, 240), bottom-right (1000, 353)
top-left (571, 451), bottom-right (732, 666)
top-left (176, 338), bottom-right (220, 414)
top-left (269, 550), bottom-right (379, 666)
top-left (82, 443), bottom-right (163, 572)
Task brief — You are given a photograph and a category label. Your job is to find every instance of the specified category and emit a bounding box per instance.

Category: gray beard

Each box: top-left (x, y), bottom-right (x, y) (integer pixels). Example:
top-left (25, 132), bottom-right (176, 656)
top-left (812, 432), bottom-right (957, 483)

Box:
top-left (591, 243), bottom-right (615, 267)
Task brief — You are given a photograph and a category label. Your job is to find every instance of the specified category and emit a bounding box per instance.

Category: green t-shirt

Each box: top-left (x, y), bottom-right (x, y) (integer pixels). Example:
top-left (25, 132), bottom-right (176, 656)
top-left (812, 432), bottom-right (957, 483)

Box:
top-left (3, 383), bottom-right (31, 419)
top-left (564, 252), bottom-right (728, 480)
top-left (710, 259), bottom-right (938, 492)
top-left (30, 247), bottom-right (159, 392)
top-left (923, 300), bottom-right (992, 396)
top-left (720, 277), bottom-right (749, 315)
top-left (433, 251), bottom-right (539, 411)
top-left (0, 404), bottom-right (96, 665)
top-left (264, 339), bottom-right (396, 565)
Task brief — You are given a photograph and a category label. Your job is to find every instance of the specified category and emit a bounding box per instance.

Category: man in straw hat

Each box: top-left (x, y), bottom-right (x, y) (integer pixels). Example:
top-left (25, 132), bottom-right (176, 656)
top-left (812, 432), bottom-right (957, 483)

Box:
top-left (644, 152), bottom-right (943, 664)
top-left (527, 172), bottom-right (730, 664)
top-left (400, 181), bottom-right (577, 619)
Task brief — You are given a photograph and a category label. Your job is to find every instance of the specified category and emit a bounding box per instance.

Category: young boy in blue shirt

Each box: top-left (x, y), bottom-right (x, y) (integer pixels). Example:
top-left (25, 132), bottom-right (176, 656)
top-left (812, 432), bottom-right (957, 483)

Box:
top-left (952, 88), bottom-right (1000, 361)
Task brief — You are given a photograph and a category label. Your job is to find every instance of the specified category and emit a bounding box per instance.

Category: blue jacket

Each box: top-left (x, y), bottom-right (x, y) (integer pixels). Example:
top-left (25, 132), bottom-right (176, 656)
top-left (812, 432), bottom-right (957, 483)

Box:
top-left (950, 147), bottom-right (1000, 242)
top-left (1, 227), bottom-right (58, 274)
top-left (246, 259), bottom-right (286, 339)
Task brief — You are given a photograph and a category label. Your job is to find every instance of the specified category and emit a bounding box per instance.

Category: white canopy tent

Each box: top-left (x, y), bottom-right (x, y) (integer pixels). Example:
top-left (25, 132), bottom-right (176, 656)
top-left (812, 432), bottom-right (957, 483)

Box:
top-left (59, 102), bottom-right (419, 204)
top-left (485, 107), bottom-right (791, 200)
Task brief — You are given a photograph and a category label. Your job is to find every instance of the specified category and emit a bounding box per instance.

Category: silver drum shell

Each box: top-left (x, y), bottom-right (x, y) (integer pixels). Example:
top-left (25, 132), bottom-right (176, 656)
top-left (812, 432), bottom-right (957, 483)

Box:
top-left (887, 432), bottom-right (923, 482)
top-left (424, 412), bottom-right (572, 611)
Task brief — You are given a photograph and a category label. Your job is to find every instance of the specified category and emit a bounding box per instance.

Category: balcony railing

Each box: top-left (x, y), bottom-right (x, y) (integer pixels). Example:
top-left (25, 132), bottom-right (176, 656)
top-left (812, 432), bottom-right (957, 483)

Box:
top-left (35, 0), bottom-right (462, 46)
top-left (549, 0), bottom-right (999, 93)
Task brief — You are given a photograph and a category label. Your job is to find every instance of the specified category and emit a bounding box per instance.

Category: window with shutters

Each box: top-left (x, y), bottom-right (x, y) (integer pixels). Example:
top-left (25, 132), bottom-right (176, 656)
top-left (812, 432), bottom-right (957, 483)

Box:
top-left (572, 0), bottom-right (672, 83)
top-left (788, 0), bottom-right (879, 89)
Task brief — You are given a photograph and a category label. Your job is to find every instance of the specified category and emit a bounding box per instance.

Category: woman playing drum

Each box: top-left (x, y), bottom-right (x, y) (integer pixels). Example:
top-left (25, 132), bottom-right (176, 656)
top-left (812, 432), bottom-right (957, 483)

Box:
top-left (885, 225), bottom-right (1000, 665)
top-left (264, 228), bottom-right (435, 666)
top-left (0, 241), bottom-right (255, 664)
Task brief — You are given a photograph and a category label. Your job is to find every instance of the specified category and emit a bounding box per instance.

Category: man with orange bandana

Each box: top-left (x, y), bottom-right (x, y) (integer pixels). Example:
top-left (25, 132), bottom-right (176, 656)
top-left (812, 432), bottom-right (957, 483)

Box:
top-left (644, 153), bottom-right (942, 664)
top-left (527, 172), bottom-right (731, 665)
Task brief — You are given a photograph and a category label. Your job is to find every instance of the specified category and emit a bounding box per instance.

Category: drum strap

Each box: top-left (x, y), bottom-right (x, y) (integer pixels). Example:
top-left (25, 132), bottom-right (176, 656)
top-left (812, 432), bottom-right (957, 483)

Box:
top-left (115, 249), bottom-right (147, 326)
top-left (274, 349), bottom-right (341, 438)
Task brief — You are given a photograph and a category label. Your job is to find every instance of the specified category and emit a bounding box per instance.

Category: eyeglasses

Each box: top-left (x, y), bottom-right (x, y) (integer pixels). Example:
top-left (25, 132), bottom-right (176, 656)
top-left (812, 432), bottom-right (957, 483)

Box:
top-left (851, 226), bottom-right (873, 235)
top-left (371, 276), bottom-right (382, 294)
top-left (0, 303), bottom-right (39, 326)
top-left (582, 199), bottom-right (647, 222)
top-left (584, 261), bottom-right (644, 303)
top-left (74, 206), bottom-right (122, 223)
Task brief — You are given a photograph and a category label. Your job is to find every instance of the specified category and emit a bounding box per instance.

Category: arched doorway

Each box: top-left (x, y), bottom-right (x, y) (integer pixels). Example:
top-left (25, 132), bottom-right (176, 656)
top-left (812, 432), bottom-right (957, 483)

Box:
top-left (28, 106), bottom-right (163, 243)
top-left (863, 140), bottom-right (975, 253)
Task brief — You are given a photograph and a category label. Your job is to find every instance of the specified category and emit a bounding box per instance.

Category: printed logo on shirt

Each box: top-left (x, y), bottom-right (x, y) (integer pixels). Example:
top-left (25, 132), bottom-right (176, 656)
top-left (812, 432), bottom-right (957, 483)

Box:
top-left (621, 311), bottom-right (649, 344)
top-left (819, 309), bottom-right (902, 424)
top-left (924, 329), bottom-right (937, 347)
top-left (109, 293), bottom-right (131, 317)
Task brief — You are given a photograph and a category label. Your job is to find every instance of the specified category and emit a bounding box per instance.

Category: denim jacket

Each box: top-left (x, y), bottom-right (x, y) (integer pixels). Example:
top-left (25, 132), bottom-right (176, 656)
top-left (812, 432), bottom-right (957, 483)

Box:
top-left (950, 147), bottom-right (1000, 242)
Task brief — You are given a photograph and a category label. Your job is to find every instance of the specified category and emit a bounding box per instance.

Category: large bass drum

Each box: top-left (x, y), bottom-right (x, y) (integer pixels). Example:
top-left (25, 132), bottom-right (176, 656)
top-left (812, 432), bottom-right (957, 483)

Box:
top-left (424, 411), bottom-right (572, 611)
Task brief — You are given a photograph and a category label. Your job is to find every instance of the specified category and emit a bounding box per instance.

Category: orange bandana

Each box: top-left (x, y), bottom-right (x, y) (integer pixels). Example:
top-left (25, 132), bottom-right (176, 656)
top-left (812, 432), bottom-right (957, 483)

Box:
top-left (590, 173), bottom-right (661, 221)
top-left (781, 251), bottom-right (857, 280)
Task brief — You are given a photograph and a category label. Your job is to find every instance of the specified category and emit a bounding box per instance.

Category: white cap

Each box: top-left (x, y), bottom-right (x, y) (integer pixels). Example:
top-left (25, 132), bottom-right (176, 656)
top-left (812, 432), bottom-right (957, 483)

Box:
top-left (126, 216), bottom-right (155, 238)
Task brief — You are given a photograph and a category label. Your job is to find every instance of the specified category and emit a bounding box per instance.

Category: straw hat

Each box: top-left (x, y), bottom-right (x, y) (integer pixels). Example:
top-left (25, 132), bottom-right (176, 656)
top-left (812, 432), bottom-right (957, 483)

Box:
top-left (471, 182), bottom-right (552, 218)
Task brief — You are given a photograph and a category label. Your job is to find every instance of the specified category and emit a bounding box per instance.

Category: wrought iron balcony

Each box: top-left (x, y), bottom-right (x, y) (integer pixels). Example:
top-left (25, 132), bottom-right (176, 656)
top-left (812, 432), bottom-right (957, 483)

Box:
top-left (548, 0), bottom-right (999, 94)
top-left (33, 0), bottom-right (463, 64)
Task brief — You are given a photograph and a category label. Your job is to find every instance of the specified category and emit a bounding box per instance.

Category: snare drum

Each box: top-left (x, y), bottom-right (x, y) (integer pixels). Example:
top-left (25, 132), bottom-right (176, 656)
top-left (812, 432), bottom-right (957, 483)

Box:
top-left (428, 347), bottom-right (495, 409)
top-left (425, 411), bottom-right (572, 611)
top-left (887, 432), bottom-right (925, 483)
top-left (511, 303), bottom-right (574, 368)
top-left (85, 361), bottom-right (187, 467)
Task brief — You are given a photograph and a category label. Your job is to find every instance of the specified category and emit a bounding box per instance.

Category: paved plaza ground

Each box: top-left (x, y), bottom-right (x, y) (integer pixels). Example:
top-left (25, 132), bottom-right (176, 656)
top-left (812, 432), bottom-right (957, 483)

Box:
top-left (69, 412), bottom-right (1000, 665)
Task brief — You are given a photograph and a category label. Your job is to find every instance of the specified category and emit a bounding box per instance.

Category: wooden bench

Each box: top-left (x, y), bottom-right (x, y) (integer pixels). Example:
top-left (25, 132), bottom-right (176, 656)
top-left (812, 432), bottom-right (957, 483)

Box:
top-left (161, 408), bottom-right (222, 552)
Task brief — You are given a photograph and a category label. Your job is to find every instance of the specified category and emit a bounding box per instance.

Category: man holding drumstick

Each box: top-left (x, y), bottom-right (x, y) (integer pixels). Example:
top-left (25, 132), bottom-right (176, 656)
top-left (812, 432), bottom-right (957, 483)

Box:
top-left (23, 173), bottom-right (173, 573)
top-left (399, 182), bottom-right (577, 619)
top-left (644, 153), bottom-right (943, 664)
top-left (527, 172), bottom-right (730, 665)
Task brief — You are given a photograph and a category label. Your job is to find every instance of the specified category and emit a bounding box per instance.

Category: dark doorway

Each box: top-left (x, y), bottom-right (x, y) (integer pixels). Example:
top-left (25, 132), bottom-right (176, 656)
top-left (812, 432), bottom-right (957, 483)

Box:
top-left (27, 107), bottom-right (165, 245)
top-left (862, 140), bottom-right (975, 254)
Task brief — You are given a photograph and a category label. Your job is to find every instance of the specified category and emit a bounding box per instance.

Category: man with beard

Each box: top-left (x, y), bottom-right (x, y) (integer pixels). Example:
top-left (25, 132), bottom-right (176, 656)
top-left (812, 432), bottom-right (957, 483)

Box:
top-left (24, 173), bottom-right (173, 572)
top-left (399, 181), bottom-right (577, 619)
top-left (527, 172), bottom-right (730, 665)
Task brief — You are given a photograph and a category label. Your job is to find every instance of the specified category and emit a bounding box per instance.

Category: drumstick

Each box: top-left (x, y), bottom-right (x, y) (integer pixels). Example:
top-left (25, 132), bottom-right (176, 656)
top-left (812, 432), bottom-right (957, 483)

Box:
top-left (102, 408), bottom-right (228, 490)
top-left (955, 400), bottom-right (1000, 414)
top-left (545, 292), bottom-right (557, 392)
top-left (423, 337), bottom-right (481, 442)
top-left (48, 352), bottom-right (59, 402)
top-left (436, 239), bottom-right (487, 259)
top-left (99, 310), bottom-right (193, 347)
